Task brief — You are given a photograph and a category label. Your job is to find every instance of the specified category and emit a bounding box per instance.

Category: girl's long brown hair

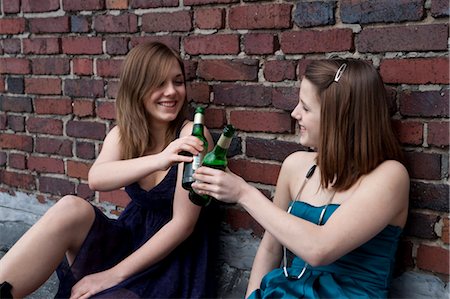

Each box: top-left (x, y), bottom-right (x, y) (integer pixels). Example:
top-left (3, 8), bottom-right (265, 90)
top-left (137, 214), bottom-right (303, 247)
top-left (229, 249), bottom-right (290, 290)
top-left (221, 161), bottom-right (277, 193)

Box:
top-left (305, 59), bottom-right (403, 191)
top-left (116, 42), bottom-right (187, 160)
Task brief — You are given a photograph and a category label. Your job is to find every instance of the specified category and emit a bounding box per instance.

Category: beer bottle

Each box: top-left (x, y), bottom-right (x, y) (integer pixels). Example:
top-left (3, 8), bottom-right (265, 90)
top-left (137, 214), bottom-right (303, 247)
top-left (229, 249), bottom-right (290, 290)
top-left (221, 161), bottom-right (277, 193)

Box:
top-left (182, 107), bottom-right (208, 190)
top-left (189, 125), bottom-right (235, 206)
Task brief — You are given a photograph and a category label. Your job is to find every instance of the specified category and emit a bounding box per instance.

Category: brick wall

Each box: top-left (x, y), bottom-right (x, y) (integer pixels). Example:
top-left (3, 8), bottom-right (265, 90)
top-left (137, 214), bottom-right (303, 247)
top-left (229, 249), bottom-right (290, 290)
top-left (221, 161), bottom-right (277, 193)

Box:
top-left (0, 0), bottom-right (449, 282)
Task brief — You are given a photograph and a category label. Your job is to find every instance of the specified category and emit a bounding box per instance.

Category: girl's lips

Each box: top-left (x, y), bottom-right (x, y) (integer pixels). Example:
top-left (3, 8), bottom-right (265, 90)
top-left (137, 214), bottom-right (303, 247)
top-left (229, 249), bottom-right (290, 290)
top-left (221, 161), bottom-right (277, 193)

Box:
top-left (158, 101), bottom-right (177, 107)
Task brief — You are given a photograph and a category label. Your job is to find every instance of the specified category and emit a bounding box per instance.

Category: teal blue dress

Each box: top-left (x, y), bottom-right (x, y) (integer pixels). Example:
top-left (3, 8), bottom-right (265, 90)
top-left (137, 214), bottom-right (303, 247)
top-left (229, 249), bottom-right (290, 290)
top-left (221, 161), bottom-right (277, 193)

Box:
top-left (248, 202), bottom-right (402, 299)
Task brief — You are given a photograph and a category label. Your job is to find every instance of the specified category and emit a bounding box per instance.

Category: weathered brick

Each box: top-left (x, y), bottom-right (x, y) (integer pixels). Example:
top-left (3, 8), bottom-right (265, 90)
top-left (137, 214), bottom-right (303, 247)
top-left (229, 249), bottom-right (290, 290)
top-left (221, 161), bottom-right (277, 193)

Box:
top-left (29, 17), bottom-right (70, 33)
top-left (340, 0), bottom-right (424, 24)
top-left (427, 121), bottom-right (449, 148)
top-left (96, 59), bottom-right (124, 78)
top-left (76, 141), bottom-right (96, 159)
top-left (410, 181), bottom-right (449, 212)
top-left (184, 34), bottom-right (239, 55)
top-left (0, 152), bottom-right (6, 167)
top-left (198, 59), bottom-right (258, 81)
top-left (96, 101), bottom-right (116, 120)
top-left (27, 117), bottom-right (63, 135)
top-left (99, 189), bottom-right (131, 207)
top-left (0, 170), bottom-right (35, 190)
top-left (443, 217), bottom-right (449, 244)
top-left (31, 58), bottom-right (70, 75)
top-left (404, 151), bottom-right (442, 180)
top-left (106, 0), bottom-right (128, 9)
top-left (204, 108), bottom-right (226, 129)
top-left (185, 0), bottom-right (237, 5)
top-left (7, 115), bottom-right (25, 132)
top-left (3, 0), bottom-right (20, 13)
top-left (62, 37), bottom-right (103, 55)
top-left (225, 207), bottom-right (264, 237)
top-left (0, 133), bottom-right (33, 152)
top-left (293, 1), bottom-right (336, 27)
top-left (399, 90), bottom-right (449, 118)
top-left (0, 114), bottom-right (5, 130)
top-left (25, 78), bottom-right (61, 95)
top-left (243, 33), bottom-right (278, 55)
top-left (281, 29), bottom-right (353, 54)
top-left (71, 16), bottom-right (91, 33)
top-left (246, 137), bottom-right (306, 162)
top-left (2, 39), bottom-right (21, 54)
top-left (62, 0), bottom-right (105, 11)
top-left (131, 0), bottom-right (177, 8)
top-left (230, 110), bottom-right (293, 133)
top-left (142, 11), bottom-right (192, 32)
top-left (264, 60), bottom-right (297, 82)
top-left (94, 14), bottom-right (137, 33)
top-left (22, 0), bottom-right (59, 12)
top-left (67, 160), bottom-right (91, 180)
top-left (73, 99), bottom-right (95, 117)
top-left (416, 244), bottom-right (449, 275)
top-left (77, 183), bottom-right (95, 201)
top-left (380, 58), bottom-right (449, 84)
top-left (229, 4), bottom-right (292, 30)
top-left (34, 97), bottom-right (72, 115)
top-left (64, 79), bottom-right (104, 98)
top-left (228, 159), bottom-right (281, 185)
top-left (6, 77), bottom-right (24, 94)
top-left (105, 37), bottom-right (129, 55)
top-left (36, 137), bottom-right (73, 157)
top-left (130, 36), bottom-right (180, 52)
top-left (431, 0), bottom-right (449, 17)
top-left (272, 86), bottom-right (299, 111)
top-left (39, 176), bottom-right (75, 196)
top-left (106, 81), bottom-right (120, 99)
top-left (73, 58), bottom-right (93, 76)
top-left (357, 24), bottom-right (448, 53)
top-left (28, 156), bottom-right (64, 174)
top-left (23, 38), bottom-right (60, 55)
top-left (186, 82), bottom-right (210, 104)
top-left (66, 120), bottom-right (106, 140)
top-left (404, 211), bottom-right (439, 239)
top-left (195, 7), bottom-right (225, 29)
top-left (392, 120), bottom-right (423, 146)
top-left (0, 95), bottom-right (33, 113)
top-left (213, 83), bottom-right (272, 107)
top-left (0, 58), bottom-right (30, 75)
top-left (0, 18), bottom-right (25, 34)
top-left (9, 153), bottom-right (26, 169)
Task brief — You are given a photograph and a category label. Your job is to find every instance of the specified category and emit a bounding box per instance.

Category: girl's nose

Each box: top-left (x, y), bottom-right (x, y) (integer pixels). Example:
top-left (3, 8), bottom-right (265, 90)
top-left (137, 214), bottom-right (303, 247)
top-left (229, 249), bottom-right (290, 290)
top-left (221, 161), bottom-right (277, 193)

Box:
top-left (291, 104), bottom-right (301, 120)
top-left (163, 82), bottom-right (176, 96)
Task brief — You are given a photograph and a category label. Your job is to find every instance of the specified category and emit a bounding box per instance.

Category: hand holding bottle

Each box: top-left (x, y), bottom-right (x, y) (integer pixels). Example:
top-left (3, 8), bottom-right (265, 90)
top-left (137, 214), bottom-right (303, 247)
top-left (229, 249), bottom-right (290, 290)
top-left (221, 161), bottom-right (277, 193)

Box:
top-left (156, 136), bottom-right (204, 171)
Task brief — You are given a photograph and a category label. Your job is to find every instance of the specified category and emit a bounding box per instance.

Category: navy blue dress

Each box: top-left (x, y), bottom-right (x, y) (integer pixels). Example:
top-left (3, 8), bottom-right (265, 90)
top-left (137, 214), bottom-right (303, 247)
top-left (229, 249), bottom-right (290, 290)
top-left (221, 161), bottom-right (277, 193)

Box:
top-left (55, 164), bottom-right (218, 298)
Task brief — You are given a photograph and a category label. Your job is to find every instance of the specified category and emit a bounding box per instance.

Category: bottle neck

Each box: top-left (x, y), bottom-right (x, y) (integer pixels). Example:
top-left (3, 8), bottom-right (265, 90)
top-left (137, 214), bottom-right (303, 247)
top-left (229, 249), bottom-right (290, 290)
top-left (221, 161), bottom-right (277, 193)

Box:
top-left (214, 135), bottom-right (232, 153)
top-left (192, 113), bottom-right (205, 134)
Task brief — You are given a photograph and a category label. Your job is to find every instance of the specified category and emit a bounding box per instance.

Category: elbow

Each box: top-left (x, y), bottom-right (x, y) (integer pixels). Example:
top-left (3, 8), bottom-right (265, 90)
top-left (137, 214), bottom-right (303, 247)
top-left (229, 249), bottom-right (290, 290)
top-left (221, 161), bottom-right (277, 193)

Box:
top-left (301, 243), bottom-right (334, 267)
top-left (88, 170), bottom-right (100, 191)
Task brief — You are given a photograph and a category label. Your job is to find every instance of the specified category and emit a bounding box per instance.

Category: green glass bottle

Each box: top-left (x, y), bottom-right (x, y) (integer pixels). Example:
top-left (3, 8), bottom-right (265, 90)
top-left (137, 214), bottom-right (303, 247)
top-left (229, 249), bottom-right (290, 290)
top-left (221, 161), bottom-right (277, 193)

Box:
top-left (189, 125), bottom-right (235, 206)
top-left (182, 107), bottom-right (208, 191)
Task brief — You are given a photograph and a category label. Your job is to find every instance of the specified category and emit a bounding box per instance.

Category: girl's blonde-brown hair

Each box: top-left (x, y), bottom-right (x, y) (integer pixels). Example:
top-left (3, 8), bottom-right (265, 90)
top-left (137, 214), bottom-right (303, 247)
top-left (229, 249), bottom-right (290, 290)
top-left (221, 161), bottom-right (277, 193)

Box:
top-left (304, 59), bottom-right (403, 191)
top-left (116, 42), bottom-right (187, 160)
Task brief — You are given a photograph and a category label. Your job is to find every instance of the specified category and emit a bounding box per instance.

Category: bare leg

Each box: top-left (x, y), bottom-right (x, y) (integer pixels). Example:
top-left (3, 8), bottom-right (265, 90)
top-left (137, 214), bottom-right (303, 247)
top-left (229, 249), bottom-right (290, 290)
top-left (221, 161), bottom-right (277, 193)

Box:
top-left (0, 195), bottom-right (95, 298)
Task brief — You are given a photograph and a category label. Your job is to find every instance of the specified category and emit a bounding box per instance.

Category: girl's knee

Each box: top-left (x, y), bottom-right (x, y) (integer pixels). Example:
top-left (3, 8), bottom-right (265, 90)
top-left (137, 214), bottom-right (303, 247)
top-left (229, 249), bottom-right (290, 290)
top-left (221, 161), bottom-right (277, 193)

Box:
top-left (49, 195), bottom-right (94, 224)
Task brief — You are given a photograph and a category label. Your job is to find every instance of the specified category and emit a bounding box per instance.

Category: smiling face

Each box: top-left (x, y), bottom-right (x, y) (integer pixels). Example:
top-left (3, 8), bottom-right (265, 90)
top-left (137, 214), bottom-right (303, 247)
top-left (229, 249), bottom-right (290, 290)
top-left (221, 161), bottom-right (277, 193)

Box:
top-left (291, 78), bottom-right (321, 148)
top-left (144, 58), bottom-right (186, 127)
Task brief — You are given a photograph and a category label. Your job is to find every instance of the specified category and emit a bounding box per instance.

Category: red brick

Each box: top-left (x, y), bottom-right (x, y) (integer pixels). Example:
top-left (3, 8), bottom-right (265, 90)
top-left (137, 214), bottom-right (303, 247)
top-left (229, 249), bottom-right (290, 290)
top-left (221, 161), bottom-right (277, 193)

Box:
top-left (22, 0), bottom-right (59, 12)
top-left (64, 79), bottom-right (104, 98)
top-left (28, 156), bottom-right (64, 174)
top-left (67, 160), bottom-right (91, 180)
top-left (7, 115), bottom-right (25, 132)
top-left (0, 152), bottom-right (6, 166)
top-left (131, 0), bottom-right (178, 8)
top-left (9, 153), bottom-right (26, 170)
top-left (77, 183), bottom-right (95, 201)
top-left (76, 141), bottom-right (96, 159)
top-left (96, 101), bottom-right (116, 120)
top-left (0, 18), bottom-right (25, 34)
top-left (198, 59), bottom-right (258, 81)
top-left (73, 99), bottom-right (95, 117)
top-left (27, 117), bottom-right (63, 135)
top-left (62, 0), bottom-right (104, 11)
top-left (23, 38), bottom-right (60, 54)
top-left (399, 90), bottom-right (449, 118)
top-left (0, 170), bottom-right (35, 190)
top-left (0, 77), bottom-right (4, 93)
top-left (105, 37), bottom-right (129, 55)
top-left (184, 35), bottom-right (239, 55)
top-left (243, 33), bottom-right (278, 55)
top-left (185, 0), bottom-right (237, 4)
top-left (94, 14), bottom-right (137, 33)
top-left (106, 80), bottom-right (120, 99)
top-left (73, 58), bottom-right (93, 76)
top-left (0, 58), bottom-right (30, 74)
top-left (246, 137), bottom-right (306, 162)
top-left (0, 96), bottom-right (33, 113)
top-left (225, 207), bottom-right (264, 237)
top-left (71, 15), bottom-right (90, 33)
top-left (405, 212), bottom-right (439, 239)
top-left (272, 86), bottom-right (299, 111)
top-left (184, 60), bottom-right (197, 81)
top-left (34, 97), bottom-right (72, 115)
top-left (380, 58), bottom-right (449, 84)
top-left (31, 58), bottom-right (70, 75)
top-left (3, 0), bottom-right (20, 13)
top-left (2, 39), bottom-right (21, 54)
top-left (25, 78), bottom-right (61, 95)
top-left (404, 152), bottom-right (442, 180)
top-left (410, 181), bottom-right (448, 212)
top-left (66, 120), bottom-right (106, 140)
top-left (99, 189), bottom-right (131, 207)
top-left (228, 159), bottom-right (281, 185)
top-left (204, 108), bottom-right (226, 129)
top-left (392, 120), bottom-right (423, 146)
top-left (35, 137), bottom-right (73, 157)
top-left (264, 60), bottom-right (296, 82)
top-left (229, 4), bottom-right (292, 30)
top-left (186, 82), bottom-right (210, 104)
top-left (443, 217), bottom-right (449, 244)
top-left (130, 36), bottom-right (180, 52)
top-left (230, 110), bottom-right (293, 133)
top-left (195, 7), bottom-right (225, 29)
top-left (29, 17), bottom-right (70, 33)
top-left (106, 0), bottom-right (128, 9)
top-left (416, 244), bottom-right (449, 275)
top-left (62, 37), bottom-right (103, 55)
top-left (39, 176), bottom-right (75, 196)
top-left (357, 24), bottom-right (448, 53)
top-left (142, 11), bottom-right (192, 32)
top-left (428, 121), bottom-right (449, 148)
top-left (281, 29), bottom-right (354, 54)
top-left (431, 0), bottom-right (449, 17)
top-left (212, 83), bottom-right (271, 106)
top-left (0, 133), bottom-right (33, 152)
top-left (96, 59), bottom-right (124, 78)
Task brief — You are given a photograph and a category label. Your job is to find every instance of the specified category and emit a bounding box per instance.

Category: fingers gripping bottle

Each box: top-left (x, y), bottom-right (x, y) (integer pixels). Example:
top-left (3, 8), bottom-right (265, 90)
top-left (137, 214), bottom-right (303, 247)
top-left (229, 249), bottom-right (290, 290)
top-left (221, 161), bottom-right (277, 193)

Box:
top-left (189, 124), bottom-right (235, 206)
top-left (182, 107), bottom-right (208, 191)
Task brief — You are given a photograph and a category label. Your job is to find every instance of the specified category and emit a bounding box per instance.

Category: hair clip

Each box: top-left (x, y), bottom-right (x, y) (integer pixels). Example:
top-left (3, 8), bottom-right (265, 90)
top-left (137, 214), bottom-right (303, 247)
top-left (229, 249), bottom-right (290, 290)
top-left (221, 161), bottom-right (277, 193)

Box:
top-left (334, 63), bottom-right (347, 82)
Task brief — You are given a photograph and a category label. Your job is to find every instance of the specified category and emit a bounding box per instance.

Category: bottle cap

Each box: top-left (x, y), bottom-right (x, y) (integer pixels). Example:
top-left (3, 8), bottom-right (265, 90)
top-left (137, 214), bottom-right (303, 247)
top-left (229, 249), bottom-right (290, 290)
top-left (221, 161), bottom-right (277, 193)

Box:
top-left (195, 106), bottom-right (205, 114)
top-left (223, 124), bottom-right (235, 138)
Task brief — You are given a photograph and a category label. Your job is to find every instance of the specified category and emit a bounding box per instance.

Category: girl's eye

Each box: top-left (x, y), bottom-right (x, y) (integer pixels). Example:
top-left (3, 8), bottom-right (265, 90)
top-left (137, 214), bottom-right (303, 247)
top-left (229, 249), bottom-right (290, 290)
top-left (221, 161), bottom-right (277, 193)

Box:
top-left (174, 80), bottom-right (184, 86)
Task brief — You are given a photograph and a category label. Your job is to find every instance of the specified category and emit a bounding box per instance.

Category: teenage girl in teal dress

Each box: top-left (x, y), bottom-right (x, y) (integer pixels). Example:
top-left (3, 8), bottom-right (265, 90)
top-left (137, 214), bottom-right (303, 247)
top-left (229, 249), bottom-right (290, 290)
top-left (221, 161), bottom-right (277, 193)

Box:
top-left (192, 59), bottom-right (410, 298)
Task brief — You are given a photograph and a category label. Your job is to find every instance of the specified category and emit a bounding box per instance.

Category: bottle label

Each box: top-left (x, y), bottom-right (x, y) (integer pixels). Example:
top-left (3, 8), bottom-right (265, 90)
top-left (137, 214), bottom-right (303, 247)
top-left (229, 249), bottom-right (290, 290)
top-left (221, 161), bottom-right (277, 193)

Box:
top-left (192, 153), bottom-right (204, 170)
top-left (194, 113), bottom-right (204, 124)
top-left (217, 136), bottom-right (232, 149)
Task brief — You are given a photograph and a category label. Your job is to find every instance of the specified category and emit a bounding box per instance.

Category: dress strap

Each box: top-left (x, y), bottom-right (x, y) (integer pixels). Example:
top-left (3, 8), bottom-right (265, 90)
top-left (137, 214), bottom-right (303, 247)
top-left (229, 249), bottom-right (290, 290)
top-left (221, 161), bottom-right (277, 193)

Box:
top-left (293, 165), bottom-right (316, 202)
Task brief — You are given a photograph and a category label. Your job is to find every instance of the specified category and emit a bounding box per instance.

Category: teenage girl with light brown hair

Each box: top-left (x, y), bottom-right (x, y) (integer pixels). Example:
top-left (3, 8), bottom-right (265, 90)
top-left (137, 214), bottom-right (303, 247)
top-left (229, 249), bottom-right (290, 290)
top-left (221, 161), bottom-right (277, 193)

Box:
top-left (193, 59), bottom-right (409, 298)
